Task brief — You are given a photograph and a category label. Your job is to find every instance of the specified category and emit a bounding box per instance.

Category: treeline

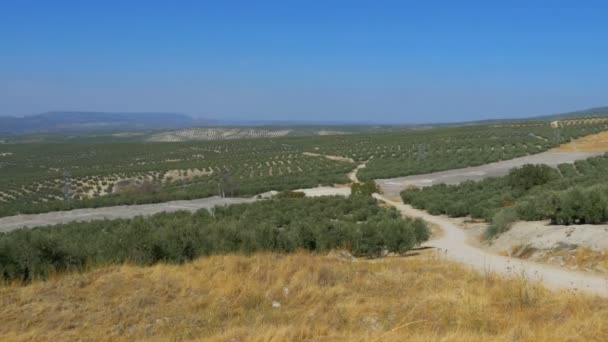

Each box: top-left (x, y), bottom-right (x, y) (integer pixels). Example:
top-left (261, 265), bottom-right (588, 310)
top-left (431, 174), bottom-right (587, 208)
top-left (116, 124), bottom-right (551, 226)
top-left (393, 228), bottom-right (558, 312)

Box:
top-left (0, 196), bottom-right (429, 282)
top-left (0, 169), bottom-right (351, 218)
top-left (356, 121), bottom-right (608, 181)
top-left (2, 118), bottom-right (606, 218)
top-left (401, 154), bottom-right (608, 237)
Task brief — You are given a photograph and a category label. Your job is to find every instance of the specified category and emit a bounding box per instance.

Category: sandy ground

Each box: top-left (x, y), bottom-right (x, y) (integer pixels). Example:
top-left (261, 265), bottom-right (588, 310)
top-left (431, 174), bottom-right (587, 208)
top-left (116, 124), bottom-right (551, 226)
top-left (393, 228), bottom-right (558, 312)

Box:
top-left (347, 163), bottom-right (366, 183)
top-left (445, 216), bottom-right (608, 273)
top-left (376, 151), bottom-right (602, 197)
top-left (303, 152), bottom-right (355, 163)
top-left (147, 128), bottom-right (293, 142)
top-left (373, 194), bottom-right (608, 297)
top-left (489, 221), bottom-right (608, 253)
top-left (552, 130), bottom-right (608, 152)
top-left (0, 197), bottom-right (256, 232)
top-left (292, 186), bottom-right (351, 197)
top-left (0, 186), bottom-right (352, 232)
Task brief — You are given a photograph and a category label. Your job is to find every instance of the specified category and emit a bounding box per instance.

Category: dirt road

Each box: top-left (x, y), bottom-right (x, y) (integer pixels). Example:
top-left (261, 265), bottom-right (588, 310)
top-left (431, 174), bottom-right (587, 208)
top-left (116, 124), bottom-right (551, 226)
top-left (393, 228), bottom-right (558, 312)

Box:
top-left (0, 185), bottom-right (355, 232)
top-left (373, 194), bottom-right (608, 297)
top-left (376, 151), bottom-right (602, 197)
top-left (0, 197), bottom-right (256, 232)
top-left (347, 163), bottom-right (366, 183)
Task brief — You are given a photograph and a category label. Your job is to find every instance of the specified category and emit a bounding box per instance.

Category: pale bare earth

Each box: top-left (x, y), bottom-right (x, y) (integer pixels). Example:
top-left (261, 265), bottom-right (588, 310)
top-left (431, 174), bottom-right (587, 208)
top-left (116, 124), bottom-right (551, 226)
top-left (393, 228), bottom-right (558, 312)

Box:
top-left (292, 186), bottom-right (351, 197)
top-left (489, 221), bottom-right (608, 253)
top-left (373, 194), bottom-right (608, 297)
top-left (0, 185), bottom-right (352, 232)
top-left (551, 130), bottom-right (608, 152)
top-left (302, 152), bottom-right (355, 163)
top-left (376, 151), bottom-right (601, 197)
top-left (347, 163), bottom-right (366, 183)
top-left (146, 128), bottom-right (293, 142)
top-left (0, 197), bottom-right (256, 232)
top-left (444, 216), bottom-right (608, 273)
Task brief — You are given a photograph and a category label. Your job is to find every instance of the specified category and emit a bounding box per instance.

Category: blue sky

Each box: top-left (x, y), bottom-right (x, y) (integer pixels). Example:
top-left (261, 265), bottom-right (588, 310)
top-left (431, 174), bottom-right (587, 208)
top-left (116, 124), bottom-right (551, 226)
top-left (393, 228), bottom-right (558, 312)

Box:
top-left (1, 1), bottom-right (607, 123)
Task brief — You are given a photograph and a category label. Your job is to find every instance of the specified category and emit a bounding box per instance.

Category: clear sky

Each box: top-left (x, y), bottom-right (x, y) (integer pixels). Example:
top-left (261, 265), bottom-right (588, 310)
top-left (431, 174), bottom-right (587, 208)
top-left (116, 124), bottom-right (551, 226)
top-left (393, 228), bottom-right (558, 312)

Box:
top-left (1, 1), bottom-right (607, 123)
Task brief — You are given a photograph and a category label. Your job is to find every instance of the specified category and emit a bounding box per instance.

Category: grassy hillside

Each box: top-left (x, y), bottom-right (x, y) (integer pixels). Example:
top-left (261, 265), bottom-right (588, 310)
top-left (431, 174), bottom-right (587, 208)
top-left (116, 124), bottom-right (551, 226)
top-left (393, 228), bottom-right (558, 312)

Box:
top-left (1, 252), bottom-right (607, 341)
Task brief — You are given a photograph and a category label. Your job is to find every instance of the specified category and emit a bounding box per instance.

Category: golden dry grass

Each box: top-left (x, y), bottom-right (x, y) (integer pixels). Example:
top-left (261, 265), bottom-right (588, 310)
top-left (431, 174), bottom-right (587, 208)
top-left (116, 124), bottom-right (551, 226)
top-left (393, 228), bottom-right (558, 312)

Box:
top-left (1, 252), bottom-right (608, 341)
top-left (552, 130), bottom-right (608, 152)
top-left (521, 246), bottom-right (608, 274)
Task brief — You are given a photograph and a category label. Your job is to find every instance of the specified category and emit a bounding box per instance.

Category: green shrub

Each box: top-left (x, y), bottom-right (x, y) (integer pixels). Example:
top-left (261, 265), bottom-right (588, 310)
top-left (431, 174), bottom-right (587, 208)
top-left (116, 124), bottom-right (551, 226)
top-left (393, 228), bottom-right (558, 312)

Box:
top-left (275, 191), bottom-right (306, 198)
top-left (485, 207), bottom-right (519, 239)
top-left (351, 181), bottom-right (380, 197)
top-left (0, 196), bottom-right (429, 282)
top-left (507, 164), bottom-right (559, 191)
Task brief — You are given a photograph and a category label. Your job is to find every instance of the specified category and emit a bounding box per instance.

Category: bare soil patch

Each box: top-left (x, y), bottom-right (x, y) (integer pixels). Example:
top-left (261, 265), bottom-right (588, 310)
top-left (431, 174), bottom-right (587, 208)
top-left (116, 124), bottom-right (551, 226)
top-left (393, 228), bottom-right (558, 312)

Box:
top-left (552, 130), bottom-right (608, 152)
top-left (303, 152), bottom-right (355, 163)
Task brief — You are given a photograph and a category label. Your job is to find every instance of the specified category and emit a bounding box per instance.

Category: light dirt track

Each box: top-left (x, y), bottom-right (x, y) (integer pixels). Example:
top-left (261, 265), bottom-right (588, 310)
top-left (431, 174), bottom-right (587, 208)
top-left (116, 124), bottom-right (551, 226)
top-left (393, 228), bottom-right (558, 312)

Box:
top-left (373, 194), bottom-right (608, 297)
top-left (376, 151), bottom-right (602, 197)
top-left (0, 197), bottom-right (255, 232)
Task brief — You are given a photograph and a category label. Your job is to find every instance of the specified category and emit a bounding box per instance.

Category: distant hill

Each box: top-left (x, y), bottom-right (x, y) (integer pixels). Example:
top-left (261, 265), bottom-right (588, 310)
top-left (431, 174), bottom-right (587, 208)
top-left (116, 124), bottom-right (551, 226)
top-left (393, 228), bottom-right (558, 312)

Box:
top-left (533, 106), bottom-right (608, 120)
top-left (0, 111), bottom-right (199, 134)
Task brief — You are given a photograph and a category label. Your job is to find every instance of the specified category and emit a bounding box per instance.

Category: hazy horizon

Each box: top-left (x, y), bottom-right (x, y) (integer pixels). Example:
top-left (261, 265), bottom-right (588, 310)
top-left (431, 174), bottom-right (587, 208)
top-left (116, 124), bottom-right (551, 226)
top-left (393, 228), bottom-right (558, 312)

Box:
top-left (2, 1), bottom-right (607, 123)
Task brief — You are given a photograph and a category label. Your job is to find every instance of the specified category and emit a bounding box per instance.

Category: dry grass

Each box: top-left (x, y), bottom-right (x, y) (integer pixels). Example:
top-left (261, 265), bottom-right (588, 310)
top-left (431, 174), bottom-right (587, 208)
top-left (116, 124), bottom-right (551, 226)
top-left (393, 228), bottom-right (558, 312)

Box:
top-left (515, 246), bottom-right (608, 274)
top-left (552, 130), bottom-right (608, 152)
top-left (2, 252), bottom-right (608, 341)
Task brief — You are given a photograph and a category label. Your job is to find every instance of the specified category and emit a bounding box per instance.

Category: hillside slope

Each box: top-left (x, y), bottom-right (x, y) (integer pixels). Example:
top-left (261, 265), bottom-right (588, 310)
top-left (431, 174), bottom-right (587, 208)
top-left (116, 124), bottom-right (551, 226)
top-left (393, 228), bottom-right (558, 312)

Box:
top-left (0, 111), bottom-right (198, 134)
top-left (2, 252), bottom-right (607, 341)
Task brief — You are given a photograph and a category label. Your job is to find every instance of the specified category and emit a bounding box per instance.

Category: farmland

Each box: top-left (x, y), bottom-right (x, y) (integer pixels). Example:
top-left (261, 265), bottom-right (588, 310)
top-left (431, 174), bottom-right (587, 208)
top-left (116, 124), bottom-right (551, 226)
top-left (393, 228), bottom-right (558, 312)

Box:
top-left (0, 119), bottom-right (607, 217)
top-left (0, 196), bottom-right (429, 282)
top-left (2, 116), bottom-right (608, 340)
top-left (400, 137), bottom-right (608, 237)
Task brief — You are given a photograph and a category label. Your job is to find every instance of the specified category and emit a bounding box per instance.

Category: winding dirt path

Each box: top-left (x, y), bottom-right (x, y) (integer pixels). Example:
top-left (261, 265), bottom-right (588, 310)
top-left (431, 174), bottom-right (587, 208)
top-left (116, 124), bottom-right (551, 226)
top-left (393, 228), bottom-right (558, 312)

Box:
top-left (373, 194), bottom-right (608, 297)
top-left (347, 162), bottom-right (367, 183)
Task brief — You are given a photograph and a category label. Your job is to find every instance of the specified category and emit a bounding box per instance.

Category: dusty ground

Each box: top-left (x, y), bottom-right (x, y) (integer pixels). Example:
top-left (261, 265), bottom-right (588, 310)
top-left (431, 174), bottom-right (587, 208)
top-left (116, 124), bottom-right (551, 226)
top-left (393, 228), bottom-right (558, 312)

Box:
top-left (347, 163), bottom-right (367, 183)
top-left (2, 252), bottom-right (608, 341)
top-left (376, 151), bottom-right (601, 197)
top-left (292, 186), bottom-right (351, 197)
top-left (374, 194), bottom-right (608, 297)
top-left (487, 221), bottom-right (608, 273)
top-left (303, 152), bottom-right (355, 163)
top-left (552, 130), bottom-right (608, 152)
top-left (147, 128), bottom-right (293, 142)
top-left (0, 184), bottom-right (355, 232)
top-left (438, 216), bottom-right (608, 275)
top-left (0, 197), bottom-right (256, 232)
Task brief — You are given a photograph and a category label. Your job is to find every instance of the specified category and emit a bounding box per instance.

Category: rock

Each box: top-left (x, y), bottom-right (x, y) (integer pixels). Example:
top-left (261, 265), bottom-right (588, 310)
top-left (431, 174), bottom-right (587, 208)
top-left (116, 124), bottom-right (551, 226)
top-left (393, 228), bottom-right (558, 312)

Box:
top-left (362, 316), bottom-right (382, 331)
top-left (548, 256), bottom-right (566, 267)
top-left (328, 249), bottom-right (357, 262)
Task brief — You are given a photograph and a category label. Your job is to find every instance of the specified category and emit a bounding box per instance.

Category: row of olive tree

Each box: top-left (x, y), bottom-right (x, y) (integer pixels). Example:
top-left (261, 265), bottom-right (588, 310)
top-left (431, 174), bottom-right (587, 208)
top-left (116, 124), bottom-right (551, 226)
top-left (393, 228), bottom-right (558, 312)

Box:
top-left (401, 157), bottom-right (608, 238)
top-left (0, 196), bottom-right (429, 282)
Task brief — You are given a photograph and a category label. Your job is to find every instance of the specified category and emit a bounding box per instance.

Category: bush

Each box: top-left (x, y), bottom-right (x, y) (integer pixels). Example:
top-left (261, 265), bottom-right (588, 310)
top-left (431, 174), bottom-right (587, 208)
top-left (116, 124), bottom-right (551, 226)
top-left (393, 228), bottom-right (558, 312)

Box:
top-left (507, 164), bottom-right (559, 191)
top-left (550, 186), bottom-right (608, 225)
top-left (485, 208), bottom-right (519, 239)
top-left (275, 191), bottom-right (306, 199)
top-left (351, 181), bottom-right (380, 197)
top-left (0, 196), bottom-right (429, 282)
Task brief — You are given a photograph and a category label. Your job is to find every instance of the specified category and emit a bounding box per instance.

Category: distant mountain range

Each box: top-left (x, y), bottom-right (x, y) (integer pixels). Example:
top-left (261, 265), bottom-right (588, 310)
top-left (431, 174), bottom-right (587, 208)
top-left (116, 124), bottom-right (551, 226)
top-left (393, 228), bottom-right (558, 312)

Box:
top-left (1, 107), bottom-right (607, 135)
top-left (0, 111), bottom-right (203, 135)
top-left (0, 111), bottom-right (386, 135)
